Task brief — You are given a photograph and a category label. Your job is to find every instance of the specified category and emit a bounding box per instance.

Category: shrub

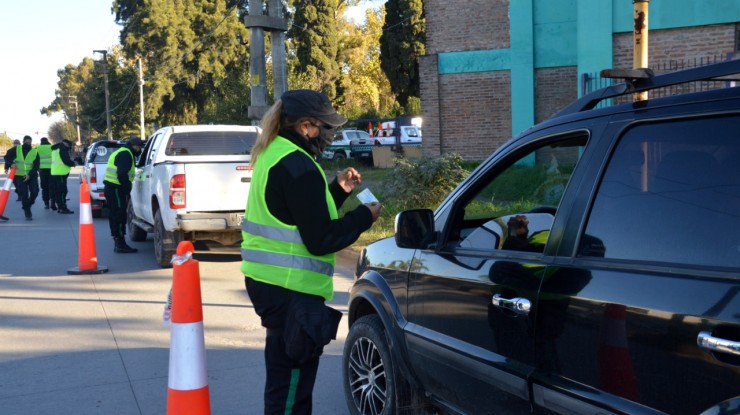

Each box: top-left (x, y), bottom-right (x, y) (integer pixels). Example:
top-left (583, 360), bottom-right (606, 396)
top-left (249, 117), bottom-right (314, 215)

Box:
top-left (379, 153), bottom-right (470, 211)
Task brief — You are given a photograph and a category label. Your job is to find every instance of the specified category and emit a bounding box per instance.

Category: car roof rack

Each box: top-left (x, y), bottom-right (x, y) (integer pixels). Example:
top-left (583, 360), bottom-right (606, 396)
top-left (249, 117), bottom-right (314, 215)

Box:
top-left (555, 58), bottom-right (740, 117)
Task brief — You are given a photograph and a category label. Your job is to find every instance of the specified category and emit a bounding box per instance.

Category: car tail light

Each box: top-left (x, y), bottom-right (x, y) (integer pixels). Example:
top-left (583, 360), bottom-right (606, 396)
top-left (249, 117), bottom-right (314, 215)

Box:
top-left (90, 165), bottom-right (97, 184)
top-left (169, 174), bottom-right (186, 209)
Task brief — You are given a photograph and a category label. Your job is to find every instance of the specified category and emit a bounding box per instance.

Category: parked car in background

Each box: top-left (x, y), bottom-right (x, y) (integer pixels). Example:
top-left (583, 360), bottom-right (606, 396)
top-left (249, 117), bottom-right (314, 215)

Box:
top-left (373, 124), bottom-right (423, 146)
top-left (80, 139), bottom-right (124, 217)
top-left (127, 125), bottom-right (259, 267)
top-left (321, 130), bottom-right (354, 161)
top-left (342, 60), bottom-right (740, 414)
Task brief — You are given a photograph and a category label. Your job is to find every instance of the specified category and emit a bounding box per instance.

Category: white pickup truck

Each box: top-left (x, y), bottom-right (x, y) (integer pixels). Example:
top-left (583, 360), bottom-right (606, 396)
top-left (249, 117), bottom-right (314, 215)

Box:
top-left (127, 124), bottom-right (259, 267)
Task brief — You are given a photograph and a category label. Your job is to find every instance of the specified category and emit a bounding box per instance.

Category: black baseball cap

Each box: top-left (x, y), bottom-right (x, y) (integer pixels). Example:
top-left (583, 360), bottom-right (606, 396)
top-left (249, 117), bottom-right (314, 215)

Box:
top-left (281, 89), bottom-right (347, 127)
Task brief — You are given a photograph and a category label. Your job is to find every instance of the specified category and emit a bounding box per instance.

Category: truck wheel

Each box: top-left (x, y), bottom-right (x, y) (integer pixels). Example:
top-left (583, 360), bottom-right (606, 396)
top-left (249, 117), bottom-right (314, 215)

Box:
top-left (127, 200), bottom-right (147, 242)
top-left (333, 151), bottom-right (347, 161)
top-left (153, 209), bottom-right (181, 268)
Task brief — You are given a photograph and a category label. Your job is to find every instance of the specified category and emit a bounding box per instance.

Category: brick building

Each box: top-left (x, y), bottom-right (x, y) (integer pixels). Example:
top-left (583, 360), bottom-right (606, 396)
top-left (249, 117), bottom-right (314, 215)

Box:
top-left (419, 0), bottom-right (740, 160)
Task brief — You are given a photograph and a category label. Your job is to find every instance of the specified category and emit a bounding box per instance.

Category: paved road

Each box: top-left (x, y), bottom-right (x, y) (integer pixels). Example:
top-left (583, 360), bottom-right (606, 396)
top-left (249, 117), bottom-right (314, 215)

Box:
top-left (0, 168), bottom-right (359, 414)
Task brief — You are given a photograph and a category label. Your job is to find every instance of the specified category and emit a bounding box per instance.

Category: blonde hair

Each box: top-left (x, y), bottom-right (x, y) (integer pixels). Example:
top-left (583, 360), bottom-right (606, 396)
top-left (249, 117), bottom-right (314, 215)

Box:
top-left (250, 99), bottom-right (311, 164)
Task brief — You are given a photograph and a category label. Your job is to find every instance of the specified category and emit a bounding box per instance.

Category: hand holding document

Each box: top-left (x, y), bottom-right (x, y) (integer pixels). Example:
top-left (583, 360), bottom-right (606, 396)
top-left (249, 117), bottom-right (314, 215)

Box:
top-left (357, 188), bottom-right (379, 204)
top-left (357, 188), bottom-right (382, 222)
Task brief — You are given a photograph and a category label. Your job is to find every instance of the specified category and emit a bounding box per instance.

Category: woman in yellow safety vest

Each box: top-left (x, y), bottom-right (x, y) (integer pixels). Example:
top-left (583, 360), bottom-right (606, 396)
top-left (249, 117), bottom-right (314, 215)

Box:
top-left (241, 90), bottom-right (381, 414)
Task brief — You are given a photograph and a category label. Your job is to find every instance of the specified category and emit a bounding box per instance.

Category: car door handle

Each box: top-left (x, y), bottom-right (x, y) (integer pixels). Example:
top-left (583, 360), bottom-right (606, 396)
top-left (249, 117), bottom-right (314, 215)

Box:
top-left (697, 331), bottom-right (740, 356)
top-left (492, 294), bottom-right (531, 315)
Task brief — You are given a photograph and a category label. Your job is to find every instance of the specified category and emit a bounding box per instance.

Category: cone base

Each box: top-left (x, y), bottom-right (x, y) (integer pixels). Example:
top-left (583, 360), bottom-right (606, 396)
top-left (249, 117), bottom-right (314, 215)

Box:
top-left (67, 266), bottom-right (109, 275)
top-left (0, 216), bottom-right (8, 222)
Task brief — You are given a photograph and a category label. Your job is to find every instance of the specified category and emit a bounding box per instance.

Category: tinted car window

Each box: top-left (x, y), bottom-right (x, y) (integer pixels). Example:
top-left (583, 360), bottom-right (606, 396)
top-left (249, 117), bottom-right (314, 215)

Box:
top-left (164, 131), bottom-right (258, 156)
top-left (448, 134), bottom-right (587, 254)
top-left (580, 115), bottom-right (740, 267)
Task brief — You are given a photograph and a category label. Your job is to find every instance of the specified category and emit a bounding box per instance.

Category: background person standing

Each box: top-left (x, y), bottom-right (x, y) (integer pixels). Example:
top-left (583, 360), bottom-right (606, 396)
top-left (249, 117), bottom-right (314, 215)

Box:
top-left (50, 139), bottom-right (76, 214)
top-left (4, 135), bottom-right (40, 220)
top-left (103, 137), bottom-right (143, 253)
top-left (36, 137), bottom-right (53, 209)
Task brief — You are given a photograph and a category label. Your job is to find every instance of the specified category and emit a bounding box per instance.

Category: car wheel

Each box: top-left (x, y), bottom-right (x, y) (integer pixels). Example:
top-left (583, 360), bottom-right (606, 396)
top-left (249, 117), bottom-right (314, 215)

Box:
top-left (333, 151), bottom-right (347, 161)
top-left (153, 209), bottom-right (180, 268)
top-left (343, 315), bottom-right (399, 415)
top-left (127, 200), bottom-right (147, 242)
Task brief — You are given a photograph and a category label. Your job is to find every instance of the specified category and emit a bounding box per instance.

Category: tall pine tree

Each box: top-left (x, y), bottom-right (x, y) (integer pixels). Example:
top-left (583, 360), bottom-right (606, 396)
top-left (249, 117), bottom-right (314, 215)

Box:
top-left (379, 0), bottom-right (425, 108)
top-left (289, 0), bottom-right (343, 99)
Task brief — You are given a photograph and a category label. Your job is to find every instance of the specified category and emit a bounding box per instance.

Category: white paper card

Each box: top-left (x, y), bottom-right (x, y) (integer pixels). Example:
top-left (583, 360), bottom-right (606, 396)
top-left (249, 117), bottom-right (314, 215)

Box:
top-left (357, 188), bottom-right (379, 204)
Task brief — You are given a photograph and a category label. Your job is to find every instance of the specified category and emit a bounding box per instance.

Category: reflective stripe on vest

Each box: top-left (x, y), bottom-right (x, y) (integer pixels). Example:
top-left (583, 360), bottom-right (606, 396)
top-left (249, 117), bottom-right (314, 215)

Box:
top-left (240, 136), bottom-right (338, 301)
top-left (37, 144), bottom-right (53, 169)
top-left (15, 147), bottom-right (38, 176)
top-left (104, 147), bottom-right (135, 185)
top-left (51, 149), bottom-right (72, 176)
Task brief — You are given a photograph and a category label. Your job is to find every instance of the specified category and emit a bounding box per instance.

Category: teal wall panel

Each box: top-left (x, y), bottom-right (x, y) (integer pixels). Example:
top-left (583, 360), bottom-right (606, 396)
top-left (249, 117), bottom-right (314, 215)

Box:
top-left (438, 49), bottom-right (510, 74)
top-left (534, 22), bottom-right (578, 67)
top-left (511, 0), bottom-right (535, 135)
top-left (612, 0), bottom-right (740, 32)
top-left (577, 0), bottom-right (614, 95)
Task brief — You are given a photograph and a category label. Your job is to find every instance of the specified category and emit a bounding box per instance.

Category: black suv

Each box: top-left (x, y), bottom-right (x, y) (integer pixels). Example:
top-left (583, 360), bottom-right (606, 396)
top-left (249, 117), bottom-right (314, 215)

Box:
top-left (342, 60), bottom-right (740, 415)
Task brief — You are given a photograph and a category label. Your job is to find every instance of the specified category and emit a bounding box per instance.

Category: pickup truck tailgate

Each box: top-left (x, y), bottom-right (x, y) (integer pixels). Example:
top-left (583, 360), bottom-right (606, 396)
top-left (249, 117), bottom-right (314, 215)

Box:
top-left (183, 162), bottom-right (251, 212)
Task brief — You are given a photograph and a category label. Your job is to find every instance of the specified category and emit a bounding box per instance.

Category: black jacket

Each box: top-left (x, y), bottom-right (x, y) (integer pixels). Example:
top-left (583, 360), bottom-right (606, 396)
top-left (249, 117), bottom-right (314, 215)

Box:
top-left (264, 129), bottom-right (374, 256)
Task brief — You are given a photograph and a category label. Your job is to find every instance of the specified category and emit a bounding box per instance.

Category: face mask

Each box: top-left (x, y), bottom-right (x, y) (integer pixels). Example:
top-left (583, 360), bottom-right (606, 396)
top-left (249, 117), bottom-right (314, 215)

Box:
top-left (307, 125), bottom-right (335, 155)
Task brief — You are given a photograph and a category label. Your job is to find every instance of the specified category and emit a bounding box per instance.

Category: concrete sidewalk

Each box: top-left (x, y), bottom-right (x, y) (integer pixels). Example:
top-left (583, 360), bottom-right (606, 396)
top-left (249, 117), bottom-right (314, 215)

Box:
top-left (0, 169), bottom-right (356, 414)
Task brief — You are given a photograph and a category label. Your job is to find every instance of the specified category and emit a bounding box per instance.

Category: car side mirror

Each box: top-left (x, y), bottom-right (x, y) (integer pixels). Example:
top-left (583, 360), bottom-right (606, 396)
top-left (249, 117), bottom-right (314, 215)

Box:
top-left (395, 209), bottom-right (436, 249)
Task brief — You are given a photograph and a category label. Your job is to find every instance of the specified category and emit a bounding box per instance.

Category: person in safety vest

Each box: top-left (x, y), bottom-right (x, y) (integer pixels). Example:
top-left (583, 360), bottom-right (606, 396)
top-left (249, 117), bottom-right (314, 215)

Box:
top-left (103, 137), bottom-right (143, 253)
top-left (242, 89), bottom-right (382, 414)
top-left (3, 139), bottom-right (22, 201)
top-left (50, 139), bottom-right (77, 214)
top-left (37, 137), bottom-right (53, 209)
top-left (4, 135), bottom-right (40, 220)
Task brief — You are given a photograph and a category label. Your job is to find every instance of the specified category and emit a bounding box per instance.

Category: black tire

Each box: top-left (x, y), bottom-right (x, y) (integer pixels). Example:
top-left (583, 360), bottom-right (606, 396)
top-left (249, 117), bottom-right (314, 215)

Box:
top-left (92, 208), bottom-right (102, 219)
top-left (127, 200), bottom-right (147, 242)
top-left (333, 151), bottom-right (347, 161)
top-left (153, 209), bottom-right (181, 268)
top-left (343, 315), bottom-right (401, 415)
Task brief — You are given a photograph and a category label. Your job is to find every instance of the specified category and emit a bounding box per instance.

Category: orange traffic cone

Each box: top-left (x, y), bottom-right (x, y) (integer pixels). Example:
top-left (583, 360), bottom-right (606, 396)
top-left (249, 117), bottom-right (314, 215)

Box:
top-left (0, 167), bottom-right (15, 222)
top-left (167, 241), bottom-right (211, 415)
top-left (598, 303), bottom-right (639, 401)
top-left (368, 122), bottom-right (374, 138)
top-left (68, 178), bottom-right (109, 274)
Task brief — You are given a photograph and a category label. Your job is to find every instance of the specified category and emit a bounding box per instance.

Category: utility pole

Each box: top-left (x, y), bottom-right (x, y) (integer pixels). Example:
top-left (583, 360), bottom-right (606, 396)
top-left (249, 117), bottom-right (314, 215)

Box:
top-left (633, 0), bottom-right (649, 101)
top-left (138, 58), bottom-right (146, 140)
top-left (244, 0), bottom-right (288, 125)
top-left (67, 95), bottom-right (82, 146)
top-left (94, 50), bottom-right (113, 140)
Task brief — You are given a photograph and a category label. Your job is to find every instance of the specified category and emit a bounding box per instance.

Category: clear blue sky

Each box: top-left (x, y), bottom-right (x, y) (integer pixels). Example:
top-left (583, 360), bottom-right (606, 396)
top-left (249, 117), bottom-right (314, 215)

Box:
top-left (0, 1), bottom-right (121, 143)
top-left (0, 1), bottom-right (381, 143)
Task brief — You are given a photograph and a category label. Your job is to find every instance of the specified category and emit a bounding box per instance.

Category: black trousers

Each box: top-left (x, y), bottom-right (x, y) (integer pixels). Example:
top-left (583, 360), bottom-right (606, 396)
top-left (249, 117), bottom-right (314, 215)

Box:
top-left (14, 175), bottom-right (39, 211)
top-left (39, 168), bottom-right (51, 205)
top-left (245, 278), bottom-right (321, 415)
top-left (104, 183), bottom-right (129, 238)
top-left (50, 174), bottom-right (70, 210)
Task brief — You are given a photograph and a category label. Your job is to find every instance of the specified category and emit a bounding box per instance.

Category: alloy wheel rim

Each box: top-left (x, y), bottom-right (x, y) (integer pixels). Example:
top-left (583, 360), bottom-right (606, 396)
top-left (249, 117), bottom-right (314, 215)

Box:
top-left (348, 336), bottom-right (387, 415)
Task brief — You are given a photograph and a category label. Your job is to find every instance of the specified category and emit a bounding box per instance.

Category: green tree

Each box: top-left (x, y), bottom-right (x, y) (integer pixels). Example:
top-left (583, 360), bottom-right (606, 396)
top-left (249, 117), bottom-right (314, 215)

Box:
top-left (113, 0), bottom-right (250, 125)
top-left (336, 6), bottom-right (397, 119)
top-left (289, 0), bottom-right (348, 99)
top-left (0, 132), bottom-right (12, 148)
top-left (379, 0), bottom-right (425, 108)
